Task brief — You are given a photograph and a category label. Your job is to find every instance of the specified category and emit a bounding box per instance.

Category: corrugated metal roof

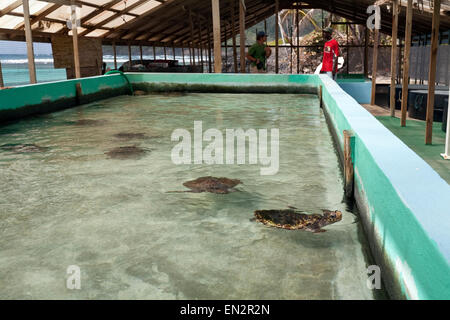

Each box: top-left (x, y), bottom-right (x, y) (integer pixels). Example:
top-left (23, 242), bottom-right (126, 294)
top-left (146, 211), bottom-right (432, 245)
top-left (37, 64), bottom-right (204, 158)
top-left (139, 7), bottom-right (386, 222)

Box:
top-left (0, 0), bottom-right (449, 46)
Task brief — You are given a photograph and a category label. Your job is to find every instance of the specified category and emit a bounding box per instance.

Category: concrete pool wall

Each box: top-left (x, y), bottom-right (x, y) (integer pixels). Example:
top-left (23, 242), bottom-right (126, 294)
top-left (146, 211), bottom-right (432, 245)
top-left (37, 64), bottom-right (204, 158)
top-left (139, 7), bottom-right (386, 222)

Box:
top-left (0, 73), bottom-right (449, 299)
top-left (0, 75), bottom-right (130, 123)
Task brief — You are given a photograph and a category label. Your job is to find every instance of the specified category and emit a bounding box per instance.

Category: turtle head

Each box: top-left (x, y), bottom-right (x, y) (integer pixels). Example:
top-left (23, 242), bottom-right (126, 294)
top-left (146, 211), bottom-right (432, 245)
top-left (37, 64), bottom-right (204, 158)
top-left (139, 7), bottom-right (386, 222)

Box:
top-left (322, 210), bottom-right (343, 225)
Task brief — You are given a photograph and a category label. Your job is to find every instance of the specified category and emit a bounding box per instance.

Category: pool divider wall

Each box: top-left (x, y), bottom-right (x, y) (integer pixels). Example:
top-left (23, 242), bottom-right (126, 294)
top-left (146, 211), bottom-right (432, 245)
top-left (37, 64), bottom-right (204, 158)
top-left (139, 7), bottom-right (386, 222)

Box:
top-left (128, 72), bottom-right (318, 94)
top-left (0, 74), bottom-right (129, 124)
top-left (1, 72), bottom-right (449, 299)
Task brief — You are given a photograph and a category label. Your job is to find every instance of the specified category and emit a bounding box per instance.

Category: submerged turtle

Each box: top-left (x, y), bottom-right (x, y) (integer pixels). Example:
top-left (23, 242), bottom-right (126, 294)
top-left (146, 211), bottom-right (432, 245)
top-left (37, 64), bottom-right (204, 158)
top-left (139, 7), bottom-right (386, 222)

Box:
top-left (105, 145), bottom-right (147, 160)
top-left (168, 176), bottom-right (242, 194)
top-left (74, 119), bottom-right (107, 126)
top-left (134, 90), bottom-right (147, 96)
top-left (253, 209), bottom-right (342, 233)
top-left (0, 143), bottom-right (48, 153)
top-left (113, 132), bottom-right (147, 140)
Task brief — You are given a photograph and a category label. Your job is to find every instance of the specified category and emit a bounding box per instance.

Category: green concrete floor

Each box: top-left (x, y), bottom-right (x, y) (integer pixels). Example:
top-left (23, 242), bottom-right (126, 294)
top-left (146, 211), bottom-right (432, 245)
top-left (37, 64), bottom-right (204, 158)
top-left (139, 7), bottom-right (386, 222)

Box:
top-left (376, 116), bottom-right (450, 184)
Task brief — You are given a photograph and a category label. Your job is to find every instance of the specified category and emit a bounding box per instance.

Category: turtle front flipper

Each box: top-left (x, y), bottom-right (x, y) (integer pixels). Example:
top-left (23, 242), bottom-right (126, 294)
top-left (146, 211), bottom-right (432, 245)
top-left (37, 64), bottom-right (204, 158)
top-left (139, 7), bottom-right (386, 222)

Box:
top-left (308, 228), bottom-right (327, 234)
top-left (305, 227), bottom-right (327, 233)
top-left (306, 222), bottom-right (327, 234)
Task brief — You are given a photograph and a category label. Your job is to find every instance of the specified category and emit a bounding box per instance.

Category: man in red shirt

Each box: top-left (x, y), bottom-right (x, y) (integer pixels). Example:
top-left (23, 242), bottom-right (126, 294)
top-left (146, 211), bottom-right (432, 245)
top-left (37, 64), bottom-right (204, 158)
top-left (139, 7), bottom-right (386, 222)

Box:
top-left (321, 27), bottom-right (340, 79)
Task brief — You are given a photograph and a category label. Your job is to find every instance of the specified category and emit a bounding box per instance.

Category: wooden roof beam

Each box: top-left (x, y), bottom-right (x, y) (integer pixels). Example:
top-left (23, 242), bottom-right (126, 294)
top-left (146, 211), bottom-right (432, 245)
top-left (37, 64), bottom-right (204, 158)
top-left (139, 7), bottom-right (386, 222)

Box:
top-left (0, 0), bottom-right (22, 18)
top-left (79, 0), bottom-right (148, 37)
top-left (15, 3), bottom-right (62, 30)
top-left (102, 0), bottom-right (183, 39)
top-left (116, 0), bottom-right (202, 40)
top-left (40, 0), bottom-right (82, 6)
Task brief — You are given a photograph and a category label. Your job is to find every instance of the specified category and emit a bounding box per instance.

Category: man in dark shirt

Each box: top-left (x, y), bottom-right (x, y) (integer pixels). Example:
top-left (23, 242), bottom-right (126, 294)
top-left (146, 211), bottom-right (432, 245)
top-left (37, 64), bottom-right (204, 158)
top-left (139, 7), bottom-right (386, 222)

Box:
top-left (246, 31), bottom-right (272, 73)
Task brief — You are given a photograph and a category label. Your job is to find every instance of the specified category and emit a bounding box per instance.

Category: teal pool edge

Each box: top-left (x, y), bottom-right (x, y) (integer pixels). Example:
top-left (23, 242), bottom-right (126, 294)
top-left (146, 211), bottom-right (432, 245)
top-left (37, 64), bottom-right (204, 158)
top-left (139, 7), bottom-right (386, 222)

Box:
top-left (0, 72), bottom-right (449, 299)
top-left (0, 75), bottom-right (130, 123)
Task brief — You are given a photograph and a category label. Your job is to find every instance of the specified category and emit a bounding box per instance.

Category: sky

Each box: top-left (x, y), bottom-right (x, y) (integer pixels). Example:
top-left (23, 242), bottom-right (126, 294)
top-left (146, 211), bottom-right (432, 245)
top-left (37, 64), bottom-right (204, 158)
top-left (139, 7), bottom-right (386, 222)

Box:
top-left (0, 40), bottom-right (52, 55)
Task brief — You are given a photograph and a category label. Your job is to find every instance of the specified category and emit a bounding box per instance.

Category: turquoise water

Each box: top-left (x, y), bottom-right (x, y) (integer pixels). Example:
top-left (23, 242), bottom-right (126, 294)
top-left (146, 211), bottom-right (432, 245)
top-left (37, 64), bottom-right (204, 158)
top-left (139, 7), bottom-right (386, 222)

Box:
top-left (0, 54), bottom-right (66, 86)
top-left (0, 62), bottom-right (67, 86)
top-left (0, 54), bottom-right (201, 87)
top-left (0, 93), bottom-right (382, 299)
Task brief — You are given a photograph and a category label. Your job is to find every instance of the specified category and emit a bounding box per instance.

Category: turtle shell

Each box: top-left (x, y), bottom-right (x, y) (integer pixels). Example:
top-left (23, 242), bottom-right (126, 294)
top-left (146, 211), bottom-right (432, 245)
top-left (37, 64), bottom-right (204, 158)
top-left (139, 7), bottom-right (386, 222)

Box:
top-left (254, 209), bottom-right (342, 232)
top-left (183, 177), bottom-right (242, 194)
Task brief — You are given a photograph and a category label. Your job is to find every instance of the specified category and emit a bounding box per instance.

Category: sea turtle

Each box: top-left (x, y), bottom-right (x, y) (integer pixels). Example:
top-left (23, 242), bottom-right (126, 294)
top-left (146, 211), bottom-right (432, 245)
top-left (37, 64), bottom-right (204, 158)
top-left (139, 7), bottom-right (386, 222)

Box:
top-left (168, 176), bottom-right (242, 194)
top-left (253, 209), bottom-right (342, 233)
top-left (74, 119), bottom-right (106, 126)
top-left (105, 145), bottom-right (147, 160)
top-left (113, 132), bottom-right (147, 140)
top-left (134, 90), bottom-right (147, 96)
top-left (0, 143), bottom-right (48, 153)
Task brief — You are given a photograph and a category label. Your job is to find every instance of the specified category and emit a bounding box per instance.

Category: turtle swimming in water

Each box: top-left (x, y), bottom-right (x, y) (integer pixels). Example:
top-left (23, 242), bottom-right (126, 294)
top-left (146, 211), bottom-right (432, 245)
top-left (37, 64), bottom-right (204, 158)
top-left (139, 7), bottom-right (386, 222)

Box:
top-left (73, 119), bottom-right (107, 126)
top-left (168, 176), bottom-right (242, 194)
top-left (253, 209), bottom-right (342, 233)
top-left (0, 143), bottom-right (48, 153)
top-left (113, 132), bottom-right (147, 140)
top-left (105, 145), bottom-right (147, 160)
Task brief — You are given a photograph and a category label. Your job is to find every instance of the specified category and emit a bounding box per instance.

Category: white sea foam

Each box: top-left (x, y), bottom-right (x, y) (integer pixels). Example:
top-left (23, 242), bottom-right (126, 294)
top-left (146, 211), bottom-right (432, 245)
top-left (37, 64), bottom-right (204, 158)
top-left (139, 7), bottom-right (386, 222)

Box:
top-left (1, 58), bottom-right (54, 64)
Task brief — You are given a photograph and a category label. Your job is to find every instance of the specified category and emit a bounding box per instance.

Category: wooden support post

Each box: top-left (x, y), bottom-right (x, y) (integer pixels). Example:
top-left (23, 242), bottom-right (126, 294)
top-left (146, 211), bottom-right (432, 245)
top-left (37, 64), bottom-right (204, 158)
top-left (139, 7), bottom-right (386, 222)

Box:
top-left (182, 47), bottom-right (185, 65)
top-left (390, 0), bottom-right (399, 117)
top-left (208, 20), bottom-right (213, 73)
top-left (200, 44), bottom-right (204, 70)
top-left (198, 18), bottom-right (204, 69)
top-left (23, 0), bottom-right (37, 84)
top-left (75, 82), bottom-right (83, 105)
top-left (275, 0), bottom-right (279, 74)
top-left (343, 130), bottom-right (355, 199)
top-left (224, 24), bottom-right (228, 72)
top-left (290, 20), bottom-right (293, 74)
top-left (197, 47), bottom-right (200, 66)
top-left (231, 0), bottom-right (238, 73)
top-left (401, 0), bottom-right (413, 127)
top-left (153, 45), bottom-right (156, 60)
top-left (113, 41), bottom-right (117, 69)
top-left (370, 28), bottom-right (379, 105)
top-left (212, 0), bottom-right (222, 73)
top-left (426, 0), bottom-right (441, 145)
top-left (398, 37), bottom-right (403, 84)
top-left (264, 19), bottom-right (267, 38)
top-left (319, 85), bottom-right (323, 109)
top-left (364, 27), bottom-right (369, 78)
top-left (140, 45), bottom-right (143, 64)
top-left (197, 19), bottom-right (204, 72)
top-left (172, 44), bottom-right (176, 60)
top-left (189, 9), bottom-right (196, 66)
top-left (296, 8), bottom-right (300, 74)
top-left (239, 0), bottom-right (246, 73)
top-left (163, 46), bottom-right (167, 60)
top-left (346, 23), bottom-right (349, 74)
top-left (70, 1), bottom-right (80, 79)
top-left (128, 43), bottom-right (132, 63)
top-left (0, 61), bottom-right (4, 88)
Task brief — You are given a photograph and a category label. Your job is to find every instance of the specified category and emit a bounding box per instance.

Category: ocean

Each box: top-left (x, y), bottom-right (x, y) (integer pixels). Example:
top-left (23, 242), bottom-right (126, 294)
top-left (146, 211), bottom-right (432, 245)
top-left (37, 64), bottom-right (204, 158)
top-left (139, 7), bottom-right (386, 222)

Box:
top-left (0, 54), bottom-right (196, 87)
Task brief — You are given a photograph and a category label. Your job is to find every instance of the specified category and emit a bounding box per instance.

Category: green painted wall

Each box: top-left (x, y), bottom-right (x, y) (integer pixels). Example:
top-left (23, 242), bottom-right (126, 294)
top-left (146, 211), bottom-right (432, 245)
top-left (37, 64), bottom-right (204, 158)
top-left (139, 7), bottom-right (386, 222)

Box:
top-left (0, 75), bottom-right (129, 123)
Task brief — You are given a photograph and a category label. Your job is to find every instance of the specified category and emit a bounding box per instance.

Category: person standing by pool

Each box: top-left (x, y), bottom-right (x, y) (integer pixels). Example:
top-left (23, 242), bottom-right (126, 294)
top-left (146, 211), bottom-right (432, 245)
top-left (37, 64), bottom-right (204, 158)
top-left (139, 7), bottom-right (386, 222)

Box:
top-left (321, 27), bottom-right (340, 80)
top-left (247, 31), bottom-right (272, 73)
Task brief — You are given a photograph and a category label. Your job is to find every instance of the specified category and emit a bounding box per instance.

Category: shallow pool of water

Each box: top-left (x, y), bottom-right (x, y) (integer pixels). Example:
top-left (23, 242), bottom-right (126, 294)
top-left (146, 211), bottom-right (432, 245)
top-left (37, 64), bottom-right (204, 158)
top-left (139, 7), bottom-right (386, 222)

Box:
top-left (0, 93), bottom-right (382, 299)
